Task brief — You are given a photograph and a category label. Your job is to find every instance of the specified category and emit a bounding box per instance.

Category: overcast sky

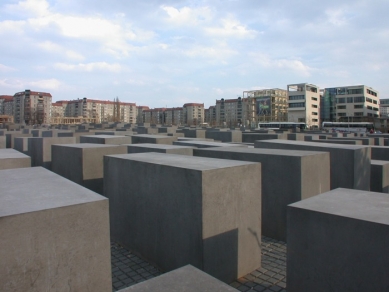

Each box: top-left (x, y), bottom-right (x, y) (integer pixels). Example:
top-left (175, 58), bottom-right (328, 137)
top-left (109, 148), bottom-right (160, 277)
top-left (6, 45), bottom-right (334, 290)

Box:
top-left (0, 0), bottom-right (388, 108)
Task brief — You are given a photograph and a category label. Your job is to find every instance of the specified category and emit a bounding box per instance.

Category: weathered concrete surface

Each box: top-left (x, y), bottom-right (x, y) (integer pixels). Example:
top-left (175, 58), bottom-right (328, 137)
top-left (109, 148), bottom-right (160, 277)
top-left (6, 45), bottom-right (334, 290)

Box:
top-left (6, 132), bottom-right (32, 148)
top-left (131, 134), bottom-right (177, 145)
top-left (14, 137), bottom-right (30, 155)
top-left (126, 143), bottom-right (194, 156)
top-left (205, 130), bottom-right (242, 143)
top-left (28, 137), bottom-right (76, 169)
top-left (311, 139), bottom-right (362, 145)
top-left (371, 160), bottom-right (389, 193)
top-left (254, 140), bottom-right (371, 190)
top-left (0, 167), bottom-right (111, 292)
top-left (52, 143), bottom-right (127, 194)
top-left (118, 265), bottom-right (238, 291)
top-left (0, 136), bottom-right (5, 149)
top-left (242, 133), bottom-right (286, 143)
top-left (0, 148), bottom-right (31, 170)
top-left (173, 140), bottom-right (247, 149)
top-left (194, 147), bottom-right (330, 241)
top-left (328, 137), bottom-right (374, 145)
top-left (287, 188), bottom-right (389, 292)
top-left (80, 134), bottom-right (132, 145)
top-left (104, 153), bottom-right (261, 283)
top-left (371, 146), bottom-right (389, 161)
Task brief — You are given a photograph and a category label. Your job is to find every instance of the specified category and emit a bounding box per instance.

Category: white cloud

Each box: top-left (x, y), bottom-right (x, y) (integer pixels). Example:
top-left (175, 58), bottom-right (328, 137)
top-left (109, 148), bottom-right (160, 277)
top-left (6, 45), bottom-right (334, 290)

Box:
top-left (28, 78), bottom-right (61, 90)
top-left (54, 62), bottom-right (122, 72)
top-left (251, 52), bottom-right (314, 77)
top-left (4, 0), bottom-right (50, 17)
top-left (161, 5), bottom-right (212, 26)
top-left (205, 17), bottom-right (258, 39)
top-left (0, 64), bottom-right (16, 72)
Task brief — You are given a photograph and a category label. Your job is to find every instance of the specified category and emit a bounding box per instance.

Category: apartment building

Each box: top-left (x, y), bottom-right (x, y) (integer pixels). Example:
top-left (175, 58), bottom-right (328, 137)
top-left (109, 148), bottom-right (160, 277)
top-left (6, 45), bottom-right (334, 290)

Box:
top-left (143, 108), bottom-right (166, 124)
top-left (136, 106), bottom-right (149, 123)
top-left (204, 106), bottom-right (216, 126)
top-left (243, 89), bottom-right (288, 123)
top-left (183, 103), bottom-right (204, 126)
top-left (215, 98), bottom-right (244, 127)
top-left (13, 90), bottom-right (52, 125)
top-left (164, 107), bottom-right (183, 125)
top-left (321, 85), bottom-right (379, 122)
top-left (55, 98), bottom-right (137, 123)
top-left (380, 98), bottom-right (389, 117)
top-left (0, 95), bottom-right (13, 116)
top-left (287, 83), bottom-right (320, 128)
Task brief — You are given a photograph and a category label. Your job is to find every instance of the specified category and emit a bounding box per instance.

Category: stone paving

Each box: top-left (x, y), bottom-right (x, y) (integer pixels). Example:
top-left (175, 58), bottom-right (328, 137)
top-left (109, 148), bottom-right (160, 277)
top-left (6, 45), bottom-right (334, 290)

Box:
top-left (111, 236), bottom-right (287, 291)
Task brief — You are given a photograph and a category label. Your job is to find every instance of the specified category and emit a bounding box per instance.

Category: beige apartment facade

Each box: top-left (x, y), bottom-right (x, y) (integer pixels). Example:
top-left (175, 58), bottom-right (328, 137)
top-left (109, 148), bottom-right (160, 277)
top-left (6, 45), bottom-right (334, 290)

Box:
top-left (287, 83), bottom-right (320, 128)
top-left (13, 90), bottom-right (52, 125)
top-left (183, 103), bottom-right (204, 126)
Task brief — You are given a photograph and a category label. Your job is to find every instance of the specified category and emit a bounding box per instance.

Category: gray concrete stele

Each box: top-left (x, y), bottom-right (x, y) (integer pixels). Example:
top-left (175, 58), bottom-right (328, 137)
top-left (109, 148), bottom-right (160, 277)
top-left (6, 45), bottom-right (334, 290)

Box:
top-left (104, 152), bottom-right (262, 283)
top-left (0, 167), bottom-right (111, 291)
top-left (287, 188), bottom-right (389, 292)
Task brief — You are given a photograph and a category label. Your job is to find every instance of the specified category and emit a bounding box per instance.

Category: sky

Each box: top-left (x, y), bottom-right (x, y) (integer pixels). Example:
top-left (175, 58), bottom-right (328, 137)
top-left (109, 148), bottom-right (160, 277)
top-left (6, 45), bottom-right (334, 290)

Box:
top-left (0, 0), bottom-right (388, 108)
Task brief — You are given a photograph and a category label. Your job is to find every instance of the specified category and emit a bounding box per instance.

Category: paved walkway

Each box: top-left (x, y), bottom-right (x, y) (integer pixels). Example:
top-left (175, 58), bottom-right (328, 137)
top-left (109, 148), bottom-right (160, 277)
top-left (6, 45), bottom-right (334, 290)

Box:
top-left (111, 236), bottom-right (287, 292)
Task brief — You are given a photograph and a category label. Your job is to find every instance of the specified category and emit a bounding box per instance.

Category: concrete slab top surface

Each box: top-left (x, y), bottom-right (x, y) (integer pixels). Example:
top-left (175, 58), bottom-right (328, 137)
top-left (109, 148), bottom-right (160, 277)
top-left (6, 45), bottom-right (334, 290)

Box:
top-left (0, 167), bottom-right (106, 218)
top-left (257, 139), bottom-right (368, 149)
top-left (52, 143), bottom-right (124, 149)
top-left (176, 141), bottom-right (244, 147)
top-left (84, 135), bottom-right (128, 138)
top-left (371, 160), bottom-right (389, 165)
top-left (196, 146), bottom-right (328, 157)
top-left (126, 143), bottom-right (193, 150)
top-left (133, 134), bottom-right (171, 138)
top-left (289, 188), bottom-right (389, 225)
top-left (0, 149), bottom-right (30, 158)
top-left (106, 152), bottom-right (259, 170)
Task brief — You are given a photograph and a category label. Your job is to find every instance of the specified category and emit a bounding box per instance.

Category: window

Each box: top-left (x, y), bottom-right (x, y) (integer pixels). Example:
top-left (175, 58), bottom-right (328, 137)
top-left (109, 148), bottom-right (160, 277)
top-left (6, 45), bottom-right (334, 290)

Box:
top-left (312, 104), bottom-right (318, 108)
top-left (354, 104), bottom-right (363, 109)
top-left (289, 95), bottom-right (305, 100)
top-left (367, 89), bottom-right (377, 97)
top-left (347, 88), bottom-right (363, 94)
top-left (347, 97), bottom-right (353, 103)
top-left (337, 105), bottom-right (346, 109)
top-left (367, 106), bottom-right (372, 110)
top-left (355, 112), bottom-right (363, 116)
top-left (312, 119), bottom-right (318, 122)
top-left (366, 97), bottom-right (373, 103)
top-left (373, 100), bottom-right (378, 104)
top-left (337, 98), bottom-right (345, 103)
top-left (354, 96), bottom-right (365, 103)
top-left (373, 107), bottom-right (378, 111)
top-left (311, 97), bottom-right (317, 101)
top-left (289, 102), bottom-right (305, 108)
top-left (312, 112), bottom-right (318, 115)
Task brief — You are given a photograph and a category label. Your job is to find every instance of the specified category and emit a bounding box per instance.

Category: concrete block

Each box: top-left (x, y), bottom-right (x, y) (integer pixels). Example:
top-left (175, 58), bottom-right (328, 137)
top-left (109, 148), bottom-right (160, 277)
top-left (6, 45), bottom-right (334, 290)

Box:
top-left (182, 128), bottom-right (206, 138)
top-left (132, 134), bottom-right (177, 145)
top-left (287, 188), bottom-right (389, 292)
top-left (126, 143), bottom-right (194, 156)
top-left (312, 139), bottom-right (362, 145)
top-left (329, 137), bottom-right (374, 145)
top-left (254, 140), bottom-right (370, 190)
top-left (371, 160), bottom-right (389, 193)
top-left (242, 133), bottom-right (286, 143)
top-left (14, 137), bottom-right (30, 155)
top-left (371, 146), bottom-right (389, 161)
top-left (0, 136), bottom-right (5, 149)
top-left (287, 133), bottom-right (305, 141)
top-left (0, 149), bottom-right (31, 170)
top-left (136, 127), bottom-right (158, 134)
top-left (173, 140), bottom-right (247, 148)
top-left (104, 153), bottom-right (261, 283)
top-left (118, 265), bottom-right (238, 291)
top-left (28, 137), bottom-right (76, 169)
top-left (205, 130), bottom-right (242, 143)
top-left (5, 132), bottom-right (32, 148)
top-left (80, 134), bottom-right (132, 145)
top-left (52, 143), bottom-right (127, 194)
top-left (0, 167), bottom-right (111, 291)
top-left (194, 147), bottom-right (330, 241)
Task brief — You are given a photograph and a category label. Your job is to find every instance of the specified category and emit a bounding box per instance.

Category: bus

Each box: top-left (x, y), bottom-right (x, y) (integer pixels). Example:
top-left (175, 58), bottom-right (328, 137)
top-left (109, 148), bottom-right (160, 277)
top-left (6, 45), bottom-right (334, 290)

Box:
top-left (258, 122), bottom-right (307, 130)
top-left (322, 122), bottom-right (374, 133)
